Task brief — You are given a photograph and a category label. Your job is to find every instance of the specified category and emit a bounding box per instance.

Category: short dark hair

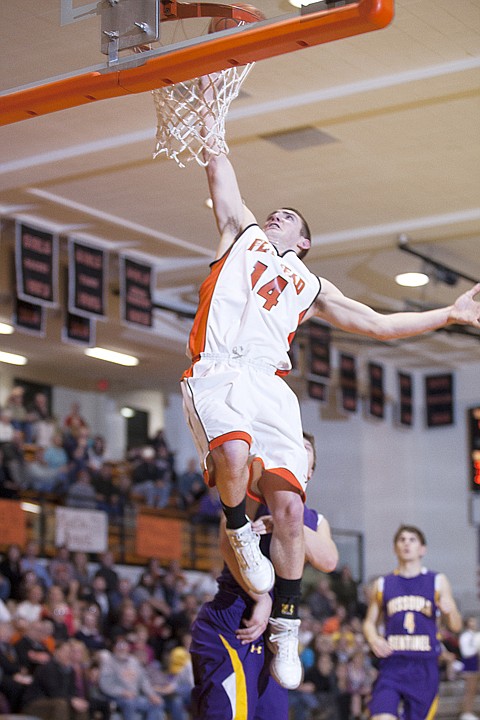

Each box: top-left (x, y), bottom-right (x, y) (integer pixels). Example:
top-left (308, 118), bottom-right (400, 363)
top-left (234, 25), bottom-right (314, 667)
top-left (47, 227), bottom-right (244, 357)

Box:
top-left (303, 431), bottom-right (316, 471)
top-left (283, 207), bottom-right (311, 259)
top-left (393, 524), bottom-right (426, 546)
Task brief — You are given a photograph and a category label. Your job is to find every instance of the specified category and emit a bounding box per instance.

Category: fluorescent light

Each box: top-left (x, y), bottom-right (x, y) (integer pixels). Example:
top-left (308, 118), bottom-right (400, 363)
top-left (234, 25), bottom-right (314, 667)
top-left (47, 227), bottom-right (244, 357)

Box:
top-left (0, 350), bottom-right (27, 365)
top-left (395, 272), bottom-right (429, 288)
top-left (85, 347), bottom-right (139, 366)
top-left (289, 0), bottom-right (317, 7)
top-left (0, 322), bottom-right (14, 334)
top-left (120, 407), bottom-right (136, 418)
top-left (21, 501), bottom-right (41, 514)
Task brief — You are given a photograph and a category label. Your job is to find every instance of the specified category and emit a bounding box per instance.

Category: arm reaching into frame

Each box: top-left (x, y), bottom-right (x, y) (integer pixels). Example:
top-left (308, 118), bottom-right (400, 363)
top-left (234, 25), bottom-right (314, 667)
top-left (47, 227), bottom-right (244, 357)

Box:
top-left (305, 279), bottom-right (480, 341)
top-left (363, 578), bottom-right (393, 659)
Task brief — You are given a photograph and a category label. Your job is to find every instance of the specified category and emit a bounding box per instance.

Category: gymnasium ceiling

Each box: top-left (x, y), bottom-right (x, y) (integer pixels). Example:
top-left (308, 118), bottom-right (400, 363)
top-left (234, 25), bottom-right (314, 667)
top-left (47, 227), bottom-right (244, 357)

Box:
top-left (0, 0), bottom-right (479, 393)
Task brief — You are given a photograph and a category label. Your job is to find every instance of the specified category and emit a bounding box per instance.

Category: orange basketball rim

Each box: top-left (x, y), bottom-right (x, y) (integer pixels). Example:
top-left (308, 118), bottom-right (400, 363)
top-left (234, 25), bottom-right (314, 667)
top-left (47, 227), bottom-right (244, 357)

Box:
top-left (0, 0), bottom-right (394, 126)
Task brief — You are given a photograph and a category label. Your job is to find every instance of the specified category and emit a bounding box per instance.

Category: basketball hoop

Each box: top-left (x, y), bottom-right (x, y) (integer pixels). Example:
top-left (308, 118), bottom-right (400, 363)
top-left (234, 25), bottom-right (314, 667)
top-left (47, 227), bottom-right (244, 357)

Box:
top-left (151, 2), bottom-right (265, 168)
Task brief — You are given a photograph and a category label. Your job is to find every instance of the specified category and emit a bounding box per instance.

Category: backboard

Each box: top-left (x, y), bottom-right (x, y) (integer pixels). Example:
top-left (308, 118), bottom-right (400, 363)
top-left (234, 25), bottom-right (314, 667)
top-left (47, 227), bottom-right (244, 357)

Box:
top-left (0, 0), bottom-right (394, 125)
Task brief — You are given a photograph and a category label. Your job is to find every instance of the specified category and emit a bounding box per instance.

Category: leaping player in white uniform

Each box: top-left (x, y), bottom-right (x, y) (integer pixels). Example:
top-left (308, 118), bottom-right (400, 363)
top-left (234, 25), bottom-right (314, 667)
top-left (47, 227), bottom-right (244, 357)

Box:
top-left (181, 83), bottom-right (480, 690)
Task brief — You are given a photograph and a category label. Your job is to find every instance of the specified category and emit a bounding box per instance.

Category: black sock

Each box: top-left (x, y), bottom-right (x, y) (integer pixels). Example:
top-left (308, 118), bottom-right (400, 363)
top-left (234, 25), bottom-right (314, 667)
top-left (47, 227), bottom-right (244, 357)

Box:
top-left (222, 497), bottom-right (247, 530)
top-left (272, 575), bottom-right (302, 619)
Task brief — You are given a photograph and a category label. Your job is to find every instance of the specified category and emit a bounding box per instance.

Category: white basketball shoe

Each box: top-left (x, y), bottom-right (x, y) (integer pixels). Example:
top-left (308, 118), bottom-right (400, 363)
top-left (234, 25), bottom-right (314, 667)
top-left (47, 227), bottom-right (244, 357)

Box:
top-left (268, 616), bottom-right (303, 689)
top-left (225, 520), bottom-right (274, 594)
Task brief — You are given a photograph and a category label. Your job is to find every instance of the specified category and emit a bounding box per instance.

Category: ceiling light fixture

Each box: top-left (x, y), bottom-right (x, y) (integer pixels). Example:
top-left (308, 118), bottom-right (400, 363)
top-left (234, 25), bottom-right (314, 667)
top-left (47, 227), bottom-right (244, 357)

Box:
top-left (0, 322), bottom-right (14, 334)
top-left (0, 350), bottom-right (27, 365)
top-left (120, 407), bottom-right (136, 418)
top-left (85, 347), bottom-right (139, 366)
top-left (395, 272), bottom-right (430, 288)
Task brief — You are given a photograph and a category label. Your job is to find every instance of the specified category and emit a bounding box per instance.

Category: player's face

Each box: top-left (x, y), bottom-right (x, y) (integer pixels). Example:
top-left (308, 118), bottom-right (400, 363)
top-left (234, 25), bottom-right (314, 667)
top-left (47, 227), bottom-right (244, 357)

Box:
top-left (263, 209), bottom-right (308, 254)
top-left (394, 531), bottom-right (426, 562)
top-left (304, 438), bottom-right (315, 483)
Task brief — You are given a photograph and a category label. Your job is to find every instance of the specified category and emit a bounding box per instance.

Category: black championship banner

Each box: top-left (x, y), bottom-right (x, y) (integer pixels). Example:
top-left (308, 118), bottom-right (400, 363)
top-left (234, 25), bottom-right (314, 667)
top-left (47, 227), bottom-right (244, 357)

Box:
top-left (398, 371), bottom-right (413, 427)
top-left (368, 362), bottom-right (385, 419)
top-left (308, 380), bottom-right (327, 402)
top-left (68, 238), bottom-right (107, 319)
top-left (425, 372), bottom-right (454, 427)
top-left (13, 297), bottom-right (45, 337)
top-left (308, 321), bottom-right (331, 378)
top-left (63, 311), bottom-right (95, 347)
top-left (15, 222), bottom-right (58, 307)
top-left (120, 255), bottom-right (154, 330)
top-left (339, 353), bottom-right (357, 412)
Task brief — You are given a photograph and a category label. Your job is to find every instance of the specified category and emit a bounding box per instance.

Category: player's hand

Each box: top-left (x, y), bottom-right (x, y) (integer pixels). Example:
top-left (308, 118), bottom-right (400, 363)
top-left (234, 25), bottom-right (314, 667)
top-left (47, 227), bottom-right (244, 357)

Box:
top-left (449, 283), bottom-right (480, 327)
top-left (370, 636), bottom-right (393, 658)
top-left (251, 515), bottom-right (274, 535)
top-left (236, 593), bottom-right (272, 644)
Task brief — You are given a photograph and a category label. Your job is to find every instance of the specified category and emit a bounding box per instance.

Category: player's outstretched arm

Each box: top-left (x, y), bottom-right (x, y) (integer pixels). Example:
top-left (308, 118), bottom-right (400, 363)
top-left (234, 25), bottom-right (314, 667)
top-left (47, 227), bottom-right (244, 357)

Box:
top-left (307, 279), bottom-right (480, 341)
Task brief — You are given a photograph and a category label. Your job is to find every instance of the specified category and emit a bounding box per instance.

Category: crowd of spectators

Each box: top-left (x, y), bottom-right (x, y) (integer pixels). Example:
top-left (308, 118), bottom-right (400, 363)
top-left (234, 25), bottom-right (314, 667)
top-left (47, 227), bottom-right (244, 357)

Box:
top-left (0, 389), bottom-right (219, 526)
top-left (0, 388), bottom-right (471, 719)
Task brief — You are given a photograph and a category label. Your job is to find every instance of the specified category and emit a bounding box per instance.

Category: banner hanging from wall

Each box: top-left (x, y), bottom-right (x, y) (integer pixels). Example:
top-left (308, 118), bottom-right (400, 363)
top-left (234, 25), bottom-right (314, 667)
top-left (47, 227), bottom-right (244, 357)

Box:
top-left (398, 371), bottom-right (413, 427)
top-left (425, 372), bottom-right (454, 427)
top-left (68, 238), bottom-right (107, 319)
top-left (119, 255), bottom-right (155, 330)
top-left (0, 499), bottom-right (27, 547)
top-left (339, 353), bottom-right (357, 412)
top-left (15, 221), bottom-right (58, 307)
top-left (13, 297), bottom-right (46, 337)
top-left (62, 311), bottom-right (96, 347)
top-left (368, 362), bottom-right (385, 419)
top-left (55, 507), bottom-right (108, 552)
top-left (308, 321), bottom-right (331, 378)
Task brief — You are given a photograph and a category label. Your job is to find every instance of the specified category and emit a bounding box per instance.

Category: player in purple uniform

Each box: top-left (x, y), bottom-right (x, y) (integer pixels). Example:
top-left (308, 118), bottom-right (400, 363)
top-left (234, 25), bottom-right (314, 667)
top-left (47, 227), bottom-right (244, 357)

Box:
top-left (190, 433), bottom-right (338, 719)
top-left (363, 525), bottom-right (462, 720)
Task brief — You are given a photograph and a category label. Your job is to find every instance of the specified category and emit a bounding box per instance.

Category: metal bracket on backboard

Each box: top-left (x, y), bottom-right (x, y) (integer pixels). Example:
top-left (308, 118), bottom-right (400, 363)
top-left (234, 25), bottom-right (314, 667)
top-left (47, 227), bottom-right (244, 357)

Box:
top-left (99, 0), bottom-right (160, 64)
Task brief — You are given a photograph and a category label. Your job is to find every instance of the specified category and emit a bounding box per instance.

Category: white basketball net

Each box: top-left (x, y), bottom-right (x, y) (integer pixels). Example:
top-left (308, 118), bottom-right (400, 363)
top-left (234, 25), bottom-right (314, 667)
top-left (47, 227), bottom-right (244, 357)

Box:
top-left (152, 65), bottom-right (254, 168)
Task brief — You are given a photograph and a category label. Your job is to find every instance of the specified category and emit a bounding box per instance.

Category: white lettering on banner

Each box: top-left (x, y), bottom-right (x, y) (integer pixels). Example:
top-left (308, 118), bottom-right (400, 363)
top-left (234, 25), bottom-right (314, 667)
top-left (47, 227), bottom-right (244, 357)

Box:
top-left (55, 508), bottom-right (108, 552)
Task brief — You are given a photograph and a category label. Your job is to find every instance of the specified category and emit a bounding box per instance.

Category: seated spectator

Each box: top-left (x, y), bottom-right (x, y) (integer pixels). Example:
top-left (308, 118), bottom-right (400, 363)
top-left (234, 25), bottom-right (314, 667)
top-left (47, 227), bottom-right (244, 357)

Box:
top-left (74, 604), bottom-right (107, 653)
top-left (66, 468), bottom-right (97, 509)
top-left (190, 486), bottom-right (222, 534)
top-left (26, 445), bottom-right (62, 493)
top-left (0, 446), bottom-right (16, 499)
top-left (167, 594), bottom-right (199, 645)
top-left (69, 638), bottom-right (111, 720)
top-left (99, 635), bottom-right (165, 720)
top-left (15, 582), bottom-right (44, 624)
top-left (63, 402), bottom-right (88, 434)
top-left (21, 639), bottom-right (89, 720)
top-left (79, 575), bottom-right (111, 632)
top-left (109, 601), bottom-right (138, 643)
top-left (346, 649), bottom-right (376, 720)
top-left (49, 546), bottom-right (76, 592)
top-left (27, 392), bottom-right (56, 448)
top-left (305, 576), bottom-right (337, 622)
top-left (64, 426), bottom-right (91, 483)
top-left (0, 620), bottom-right (33, 712)
top-left (289, 652), bottom-right (340, 720)
top-left (87, 435), bottom-right (108, 474)
top-left (110, 577), bottom-right (135, 615)
top-left (86, 659), bottom-right (112, 720)
top-left (1, 430), bottom-right (29, 495)
top-left (95, 551), bottom-right (119, 595)
top-left (91, 461), bottom-right (117, 513)
top-left (0, 407), bottom-right (14, 444)
top-left (6, 386), bottom-right (33, 442)
top-left (20, 540), bottom-right (52, 590)
top-left (111, 470), bottom-right (134, 518)
top-left (42, 584), bottom-right (75, 640)
top-left (176, 458), bottom-right (205, 510)
top-left (14, 619), bottom-right (52, 675)
top-left (0, 543), bottom-right (23, 601)
top-left (43, 431), bottom-right (70, 490)
top-left (132, 446), bottom-right (171, 509)
top-left (71, 551), bottom-right (91, 590)
top-left (0, 597), bottom-right (11, 621)
top-left (332, 564), bottom-right (359, 617)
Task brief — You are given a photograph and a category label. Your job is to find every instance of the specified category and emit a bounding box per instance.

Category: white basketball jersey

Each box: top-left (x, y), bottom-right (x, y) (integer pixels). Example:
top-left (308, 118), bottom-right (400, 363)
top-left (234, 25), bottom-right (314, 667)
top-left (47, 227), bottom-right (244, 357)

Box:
top-left (186, 224), bottom-right (321, 374)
